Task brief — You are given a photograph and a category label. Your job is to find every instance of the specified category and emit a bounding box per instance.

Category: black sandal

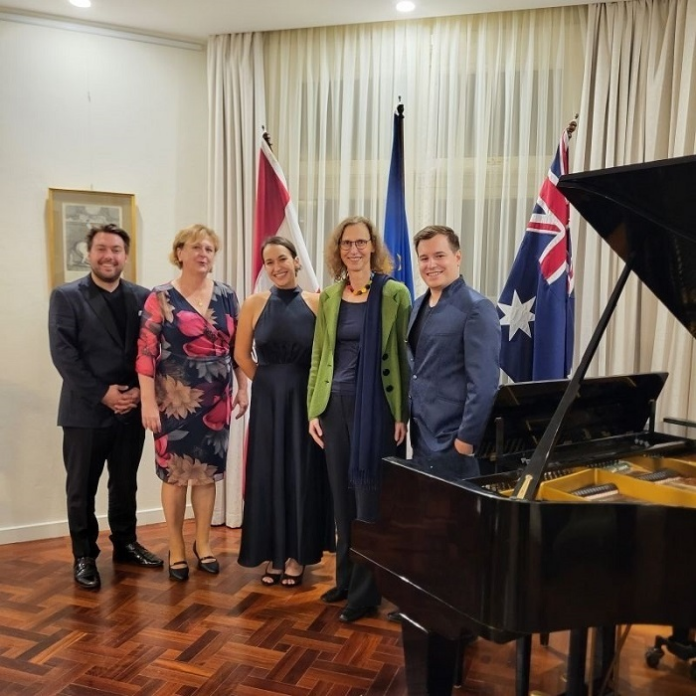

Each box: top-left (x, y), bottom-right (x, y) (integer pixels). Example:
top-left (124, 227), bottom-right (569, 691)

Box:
top-left (261, 562), bottom-right (283, 585)
top-left (281, 567), bottom-right (305, 587)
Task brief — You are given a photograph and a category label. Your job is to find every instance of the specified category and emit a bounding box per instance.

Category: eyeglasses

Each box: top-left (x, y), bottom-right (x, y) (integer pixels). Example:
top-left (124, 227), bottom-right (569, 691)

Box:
top-left (339, 238), bottom-right (371, 250)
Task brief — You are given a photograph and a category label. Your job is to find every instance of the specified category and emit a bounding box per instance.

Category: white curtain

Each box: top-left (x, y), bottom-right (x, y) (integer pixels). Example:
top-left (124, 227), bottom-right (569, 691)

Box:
top-left (208, 0), bottom-right (696, 525)
top-left (261, 11), bottom-right (587, 297)
top-left (574, 0), bottom-right (696, 431)
top-left (207, 32), bottom-right (266, 526)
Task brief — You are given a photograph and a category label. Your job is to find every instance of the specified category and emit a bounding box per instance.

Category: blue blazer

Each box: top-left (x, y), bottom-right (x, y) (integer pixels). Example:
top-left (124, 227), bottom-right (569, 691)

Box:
top-left (407, 276), bottom-right (500, 454)
top-left (49, 275), bottom-right (149, 428)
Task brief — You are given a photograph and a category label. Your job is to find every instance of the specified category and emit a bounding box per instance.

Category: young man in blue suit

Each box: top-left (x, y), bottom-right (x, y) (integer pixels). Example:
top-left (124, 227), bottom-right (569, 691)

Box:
top-left (408, 225), bottom-right (500, 462)
top-left (49, 224), bottom-right (163, 589)
top-left (388, 225), bottom-right (501, 627)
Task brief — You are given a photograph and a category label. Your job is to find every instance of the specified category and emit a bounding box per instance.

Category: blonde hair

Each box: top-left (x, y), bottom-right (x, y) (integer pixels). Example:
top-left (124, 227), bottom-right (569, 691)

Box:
top-left (169, 224), bottom-right (220, 268)
top-left (325, 215), bottom-right (393, 281)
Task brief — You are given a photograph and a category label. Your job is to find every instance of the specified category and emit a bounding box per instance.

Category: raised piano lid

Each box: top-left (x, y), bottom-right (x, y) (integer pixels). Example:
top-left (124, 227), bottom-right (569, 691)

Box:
top-left (557, 153), bottom-right (696, 338)
top-left (506, 155), bottom-right (696, 498)
top-left (476, 371), bottom-right (668, 465)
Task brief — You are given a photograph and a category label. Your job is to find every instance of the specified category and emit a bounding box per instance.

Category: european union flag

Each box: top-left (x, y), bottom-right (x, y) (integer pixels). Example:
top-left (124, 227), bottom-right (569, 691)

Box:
top-left (497, 129), bottom-right (575, 382)
top-left (384, 103), bottom-right (414, 298)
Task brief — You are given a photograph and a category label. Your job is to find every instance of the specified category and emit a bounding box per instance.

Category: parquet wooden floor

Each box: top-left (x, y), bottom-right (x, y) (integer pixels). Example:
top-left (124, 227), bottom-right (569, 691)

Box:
top-left (0, 521), bottom-right (693, 695)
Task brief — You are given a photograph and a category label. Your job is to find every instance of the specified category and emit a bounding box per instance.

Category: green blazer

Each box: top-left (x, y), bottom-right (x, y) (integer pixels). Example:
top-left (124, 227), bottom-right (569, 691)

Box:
top-left (308, 278), bottom-right (412, 422)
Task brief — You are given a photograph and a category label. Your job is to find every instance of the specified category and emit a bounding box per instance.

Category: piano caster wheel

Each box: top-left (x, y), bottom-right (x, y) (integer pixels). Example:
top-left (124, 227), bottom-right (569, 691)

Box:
top-left (645, 647), bottom-right (664, 669)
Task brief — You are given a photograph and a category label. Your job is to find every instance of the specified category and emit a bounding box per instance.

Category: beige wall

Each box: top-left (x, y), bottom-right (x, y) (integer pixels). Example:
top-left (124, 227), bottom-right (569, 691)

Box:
top-left (0, 18), bottom-right (208, 543)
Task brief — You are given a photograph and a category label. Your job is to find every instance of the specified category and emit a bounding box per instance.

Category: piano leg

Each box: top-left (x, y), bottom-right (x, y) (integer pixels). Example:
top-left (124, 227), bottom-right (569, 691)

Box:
top-left (401, 615), bottom-right (458, 696)
top-left (453, 635), bottom-right (464, 687)
top-left (566, 628), bottom-right (588, 696)
top-left (515, 635), bottom-right (532, 696)
top-left (596, 625), bottom-right (616, 690)
top-left (560, 627), bottom-right (617, 696)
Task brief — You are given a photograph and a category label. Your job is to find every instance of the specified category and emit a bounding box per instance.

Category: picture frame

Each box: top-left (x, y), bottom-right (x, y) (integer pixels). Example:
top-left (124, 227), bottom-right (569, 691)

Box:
top-left (47, 188), bottom-right (137, 288)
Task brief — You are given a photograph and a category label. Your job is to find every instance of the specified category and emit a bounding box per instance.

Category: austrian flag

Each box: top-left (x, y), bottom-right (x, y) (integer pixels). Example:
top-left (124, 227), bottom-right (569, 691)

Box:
top-left (253, 137), bottom-right (319, 293)
top-left (497, 128), bottom-right (575, 383)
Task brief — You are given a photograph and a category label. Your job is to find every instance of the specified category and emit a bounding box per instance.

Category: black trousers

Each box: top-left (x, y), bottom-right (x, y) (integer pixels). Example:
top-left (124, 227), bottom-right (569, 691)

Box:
top-left (321, 393), bottom-right (395, 610)
top-left (62, 420), bottom-right (145, 559)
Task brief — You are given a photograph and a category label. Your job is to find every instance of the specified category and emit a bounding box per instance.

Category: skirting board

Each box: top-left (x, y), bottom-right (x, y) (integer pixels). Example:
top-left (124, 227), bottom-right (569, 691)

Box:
top-left (0, 506), bottom-right (194, 546)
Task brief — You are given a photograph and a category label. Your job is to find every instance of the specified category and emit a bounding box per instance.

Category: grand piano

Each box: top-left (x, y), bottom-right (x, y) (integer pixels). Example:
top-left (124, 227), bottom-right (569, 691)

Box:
top-left (352, 154), bottom-right (696, 695)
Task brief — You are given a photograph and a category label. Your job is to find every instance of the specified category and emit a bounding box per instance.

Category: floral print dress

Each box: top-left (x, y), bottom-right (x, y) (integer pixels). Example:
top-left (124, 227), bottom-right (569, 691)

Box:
top-left (136, 281), bottom-right (239, 486)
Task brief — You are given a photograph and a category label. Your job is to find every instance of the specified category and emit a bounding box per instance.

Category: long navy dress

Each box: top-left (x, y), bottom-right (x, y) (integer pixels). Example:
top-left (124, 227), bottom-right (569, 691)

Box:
top-left (238, 287), bottom-right (335, 569)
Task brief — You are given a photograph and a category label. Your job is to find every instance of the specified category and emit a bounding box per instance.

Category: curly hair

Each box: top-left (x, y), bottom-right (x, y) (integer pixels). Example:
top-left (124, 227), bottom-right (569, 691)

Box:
top-left (325, 216), bottom-right (393, 281)
top-left (169, 224), bottom-right (220, 268)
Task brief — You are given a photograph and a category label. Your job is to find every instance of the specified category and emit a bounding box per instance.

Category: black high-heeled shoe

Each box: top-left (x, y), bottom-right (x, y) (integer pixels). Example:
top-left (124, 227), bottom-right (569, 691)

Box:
top-left (193, 541), bottom-right (220, 574)
top-left (168, 552), bottom-right (189, 582)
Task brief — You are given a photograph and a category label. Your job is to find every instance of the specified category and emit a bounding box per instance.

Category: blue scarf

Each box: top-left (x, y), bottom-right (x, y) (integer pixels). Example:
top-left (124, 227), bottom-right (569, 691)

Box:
top-left (349, 273), bottom-right (389, 489)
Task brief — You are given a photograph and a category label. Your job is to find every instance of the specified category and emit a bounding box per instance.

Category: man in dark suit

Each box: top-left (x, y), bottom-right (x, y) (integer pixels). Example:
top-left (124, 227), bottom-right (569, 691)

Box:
top-left (408, 225), bottom-right (500, 461)
top-left (49, 223), bottom-right (163, 590)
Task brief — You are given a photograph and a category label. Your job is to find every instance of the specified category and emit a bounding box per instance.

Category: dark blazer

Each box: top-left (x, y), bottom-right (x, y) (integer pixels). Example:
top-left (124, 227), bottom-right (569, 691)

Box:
top-left (407, 276), bottom-right (500, 454)
top-left (49, 275), bottom-right (149, 428)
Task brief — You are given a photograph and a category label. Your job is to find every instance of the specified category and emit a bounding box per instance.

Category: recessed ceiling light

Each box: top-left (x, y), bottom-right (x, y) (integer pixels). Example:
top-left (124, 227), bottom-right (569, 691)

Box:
top-left (396, 1), bottom-right (416, 12)
top-left (69, 0), bottom-right (92, 8)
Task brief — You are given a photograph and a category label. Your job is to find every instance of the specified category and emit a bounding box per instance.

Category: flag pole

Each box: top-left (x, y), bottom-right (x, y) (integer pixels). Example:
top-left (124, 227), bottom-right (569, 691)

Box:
top-left (383, 98), bottom-right (415, 298)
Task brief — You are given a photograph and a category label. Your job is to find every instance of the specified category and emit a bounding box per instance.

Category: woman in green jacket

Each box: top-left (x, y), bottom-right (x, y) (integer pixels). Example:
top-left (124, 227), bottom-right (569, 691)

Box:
top-left (308, 215), bottom-right (411, 623)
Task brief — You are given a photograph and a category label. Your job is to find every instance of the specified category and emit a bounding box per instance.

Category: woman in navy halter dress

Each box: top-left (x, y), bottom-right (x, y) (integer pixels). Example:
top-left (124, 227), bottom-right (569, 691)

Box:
top-left (235, 236), bottom-right (334, 586)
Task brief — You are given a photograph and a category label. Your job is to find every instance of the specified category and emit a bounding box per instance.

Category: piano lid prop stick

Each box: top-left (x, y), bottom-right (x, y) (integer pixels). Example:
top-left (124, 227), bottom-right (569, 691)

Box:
top-left (512, 254), bottom-right (637, 500)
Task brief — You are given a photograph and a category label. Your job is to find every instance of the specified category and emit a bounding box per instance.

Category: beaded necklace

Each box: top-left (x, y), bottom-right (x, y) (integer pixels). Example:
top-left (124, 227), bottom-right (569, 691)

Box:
top-left (346, 272), bottom-right (374, 296)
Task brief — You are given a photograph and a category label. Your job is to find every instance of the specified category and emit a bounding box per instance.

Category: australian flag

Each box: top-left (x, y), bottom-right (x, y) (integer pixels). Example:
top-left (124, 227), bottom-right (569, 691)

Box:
top-left (384, 103), bottom-right (414, 298)
top-left (497, 129), bottom-right (575, 382)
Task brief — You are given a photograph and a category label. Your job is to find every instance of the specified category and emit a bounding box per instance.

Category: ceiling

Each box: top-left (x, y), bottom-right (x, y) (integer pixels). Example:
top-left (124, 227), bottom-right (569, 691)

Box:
top-left (1, 0), bottom-right (598, 43)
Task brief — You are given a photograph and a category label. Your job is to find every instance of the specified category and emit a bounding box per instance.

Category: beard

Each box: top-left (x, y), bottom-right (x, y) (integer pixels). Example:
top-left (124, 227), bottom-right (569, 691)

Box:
top-left (91, 264), bottom-right (124, 283)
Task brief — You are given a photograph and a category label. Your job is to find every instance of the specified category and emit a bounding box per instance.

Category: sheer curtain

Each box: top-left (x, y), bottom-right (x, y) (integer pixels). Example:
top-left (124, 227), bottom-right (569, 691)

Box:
top-left (574, 0), bottom-right (696, 431)
top-left (208, 0), bottom-right (696, 526)
top-left (261, 10), bottom-right (586, 297)
top-left (207, 32), bottom-right (266, 526)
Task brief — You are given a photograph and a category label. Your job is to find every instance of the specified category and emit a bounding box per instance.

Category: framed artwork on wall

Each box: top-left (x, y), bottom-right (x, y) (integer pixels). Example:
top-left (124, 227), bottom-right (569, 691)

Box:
top-left (47, 188), bottom-right (137, 288)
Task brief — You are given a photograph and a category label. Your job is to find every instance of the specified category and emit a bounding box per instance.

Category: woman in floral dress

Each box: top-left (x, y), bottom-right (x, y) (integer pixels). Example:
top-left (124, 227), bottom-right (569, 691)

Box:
top-left (137, 224), bottom-right (248, 581)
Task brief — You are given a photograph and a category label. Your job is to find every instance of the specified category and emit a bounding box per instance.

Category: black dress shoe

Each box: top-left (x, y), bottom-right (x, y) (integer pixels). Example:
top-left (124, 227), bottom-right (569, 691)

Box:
top-left (168, 553), bottom-right (189, 582)
top-left (193, 541), bottom-right (219, 574)
top-left (74, 557), bottom-right (101, 590)
top-left (339, 605), bottom-right (377, 623)
top-left (387, 610), bottom-right (404, 623)
top-left (321, 586), bottom-right (349, 603)
top-left (113, 542), bottom-right (164, 567)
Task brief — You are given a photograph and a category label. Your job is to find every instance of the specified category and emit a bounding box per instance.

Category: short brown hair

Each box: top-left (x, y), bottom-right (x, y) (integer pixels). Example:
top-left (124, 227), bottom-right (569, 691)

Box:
top-left (325, 215), bottom-right (393, 281)
top-left (87, 223), bottom-right (130, 253)
top-left (169, 224), bottom-right (220, 268)
top-left (413, 225), bottom-right (460, 252)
